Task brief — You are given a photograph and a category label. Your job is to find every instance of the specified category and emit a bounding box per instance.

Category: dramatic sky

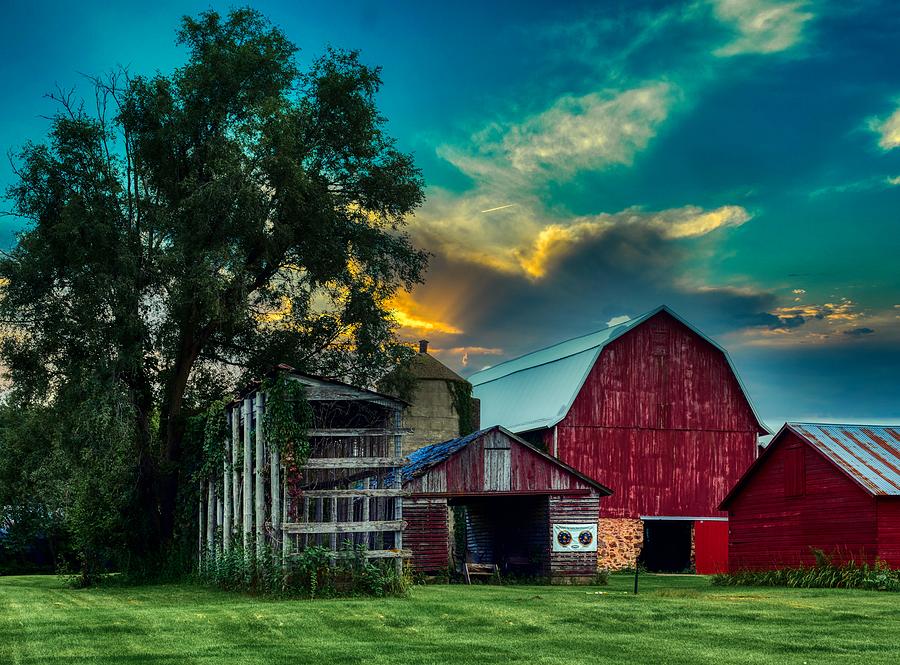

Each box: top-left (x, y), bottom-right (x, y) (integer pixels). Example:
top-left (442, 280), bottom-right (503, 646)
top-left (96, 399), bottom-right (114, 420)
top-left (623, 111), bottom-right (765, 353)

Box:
top-left (2, 1), bottom-right (899, 428)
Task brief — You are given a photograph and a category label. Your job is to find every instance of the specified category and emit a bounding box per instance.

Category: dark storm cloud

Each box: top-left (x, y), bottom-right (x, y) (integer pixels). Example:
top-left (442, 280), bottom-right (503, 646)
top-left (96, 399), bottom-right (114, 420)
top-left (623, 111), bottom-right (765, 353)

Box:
top-left (844, 327), bottom-right (875, 336)
top-left (409, 222), bottom-right (786, 372)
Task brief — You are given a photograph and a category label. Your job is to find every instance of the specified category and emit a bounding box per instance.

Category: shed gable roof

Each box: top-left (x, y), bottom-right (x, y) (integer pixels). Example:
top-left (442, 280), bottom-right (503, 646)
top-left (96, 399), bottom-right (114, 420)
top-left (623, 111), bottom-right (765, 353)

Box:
top-left (721, 422), bottom-right (900, 507)
top-left (399, 425), bottom-right (612, 496)
top-left (469, 305), bottom-right (767, 434)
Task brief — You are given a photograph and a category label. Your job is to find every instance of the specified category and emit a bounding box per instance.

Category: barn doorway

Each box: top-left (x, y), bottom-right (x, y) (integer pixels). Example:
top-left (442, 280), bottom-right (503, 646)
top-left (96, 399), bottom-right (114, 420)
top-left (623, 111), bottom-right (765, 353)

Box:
top-left (450, 496), bottom-right (549, 577)
top-left (639, 519), bottom-right (692, 572)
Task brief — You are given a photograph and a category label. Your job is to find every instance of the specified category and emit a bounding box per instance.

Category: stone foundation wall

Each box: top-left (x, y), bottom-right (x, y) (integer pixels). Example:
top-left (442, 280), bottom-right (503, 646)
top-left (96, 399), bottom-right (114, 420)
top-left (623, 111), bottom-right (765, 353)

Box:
top-left (597, 517), bottom-right (644, 570)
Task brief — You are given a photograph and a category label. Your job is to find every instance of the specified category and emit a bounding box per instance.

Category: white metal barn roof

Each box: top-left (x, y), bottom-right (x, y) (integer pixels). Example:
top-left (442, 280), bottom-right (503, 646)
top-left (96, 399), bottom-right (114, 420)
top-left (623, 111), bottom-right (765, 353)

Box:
top-left (469, 305), bottom-right (768, 434)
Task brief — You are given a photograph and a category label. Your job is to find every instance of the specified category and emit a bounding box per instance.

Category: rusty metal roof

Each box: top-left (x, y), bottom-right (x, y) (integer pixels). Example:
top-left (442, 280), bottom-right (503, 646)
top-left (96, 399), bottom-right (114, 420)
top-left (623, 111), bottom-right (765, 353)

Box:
top-left (788, 423), bottom-right (900, 496)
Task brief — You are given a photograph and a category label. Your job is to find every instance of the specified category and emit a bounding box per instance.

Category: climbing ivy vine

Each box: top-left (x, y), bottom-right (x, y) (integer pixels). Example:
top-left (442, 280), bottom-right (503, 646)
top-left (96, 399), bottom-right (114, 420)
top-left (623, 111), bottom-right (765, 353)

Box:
top-left (262, 374), bottom-right (314, 468)
top-left (447, 380), bottom-right (477, 436)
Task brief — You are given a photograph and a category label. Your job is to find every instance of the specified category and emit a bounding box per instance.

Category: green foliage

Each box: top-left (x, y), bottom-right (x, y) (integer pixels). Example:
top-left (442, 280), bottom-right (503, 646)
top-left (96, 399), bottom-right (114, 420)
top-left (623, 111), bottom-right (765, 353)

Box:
top-left (377, 349), bottom-right (418, 402)
top-left (198, 541), bottom-right (410, 599)
top-left (262, 374), bottom-right (313, 467)
top-left (0, 7), bottom-right (426, 577)
top-left (712, 551), bottom-right (900, 591)
top-left (447, 380), bottom-right (477, 436)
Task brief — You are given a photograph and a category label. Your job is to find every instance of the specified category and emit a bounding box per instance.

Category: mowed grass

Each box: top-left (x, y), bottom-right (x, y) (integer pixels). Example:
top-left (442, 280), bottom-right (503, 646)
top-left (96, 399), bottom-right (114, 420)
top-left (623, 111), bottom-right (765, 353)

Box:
top-left (2, 574), bottom-right (899, 665)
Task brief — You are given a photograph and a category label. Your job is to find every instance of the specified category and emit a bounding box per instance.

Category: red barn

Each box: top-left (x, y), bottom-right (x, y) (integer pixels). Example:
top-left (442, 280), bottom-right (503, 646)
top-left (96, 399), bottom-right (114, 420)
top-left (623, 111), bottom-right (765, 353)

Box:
top-left (402, 426), bottom-right (612, 583)
top-left (721, 423), bottom-right (900, 570)
top-left (470, 306), bottom-right (768, 573)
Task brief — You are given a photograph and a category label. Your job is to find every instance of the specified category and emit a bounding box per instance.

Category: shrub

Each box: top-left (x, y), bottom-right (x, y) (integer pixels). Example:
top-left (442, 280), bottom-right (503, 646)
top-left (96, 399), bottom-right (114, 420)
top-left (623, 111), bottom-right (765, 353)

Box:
top-left (197, 541), bottom-right (410, 599)
top-left (711, 550), bottom-right (900, 592)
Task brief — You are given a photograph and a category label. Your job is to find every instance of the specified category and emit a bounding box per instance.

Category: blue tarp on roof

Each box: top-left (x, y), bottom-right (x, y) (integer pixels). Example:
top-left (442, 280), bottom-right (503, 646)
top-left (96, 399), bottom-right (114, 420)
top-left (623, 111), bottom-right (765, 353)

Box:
top-left (395, 428), bottom-right (490, 484)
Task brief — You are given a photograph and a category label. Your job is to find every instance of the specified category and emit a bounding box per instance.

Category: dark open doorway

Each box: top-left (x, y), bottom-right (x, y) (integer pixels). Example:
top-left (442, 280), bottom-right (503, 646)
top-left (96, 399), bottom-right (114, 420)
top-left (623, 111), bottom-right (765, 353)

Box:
top-left (450, 496), bottom-right (549, 576)
top-left (639, 520), bottom-right (692, 572)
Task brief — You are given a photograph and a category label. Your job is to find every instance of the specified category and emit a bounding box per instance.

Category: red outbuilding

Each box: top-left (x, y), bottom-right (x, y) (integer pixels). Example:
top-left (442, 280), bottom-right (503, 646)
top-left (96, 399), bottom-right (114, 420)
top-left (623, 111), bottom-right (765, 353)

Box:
top-left (402, 425), bottom-right (612, 583)
top-left (720, 422), bottom-right (900, 570)
top-left (471, 306), bottom-right (769, 573)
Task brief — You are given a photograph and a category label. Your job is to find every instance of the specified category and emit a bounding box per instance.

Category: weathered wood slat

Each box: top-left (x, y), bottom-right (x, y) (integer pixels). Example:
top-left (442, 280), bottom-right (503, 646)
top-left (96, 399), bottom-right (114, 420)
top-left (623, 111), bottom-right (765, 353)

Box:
top-left (298, 489), bottom-right (407, 498)
top-left (287, 549), bottom-right (412, 559)
top-left (282, 519), bottom-right (405, 534)
top-left (302, 457), bottom-right (405, 469)
top-left (306, 428), bottom-right (411, 438)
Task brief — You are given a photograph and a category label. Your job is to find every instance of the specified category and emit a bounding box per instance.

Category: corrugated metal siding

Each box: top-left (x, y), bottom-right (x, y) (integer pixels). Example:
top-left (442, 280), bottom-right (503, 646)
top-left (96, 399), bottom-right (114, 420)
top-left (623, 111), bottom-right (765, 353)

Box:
top-left (403, 498), bottom-right (449, 572)
top-left (727, 431), bottom-right (879, 570)
top-left (463, 497), bottom-right (550, 574)
top-left (557, 313), bottom-right (759, 518)
top-left (789, 423), bottom-right (900, 496)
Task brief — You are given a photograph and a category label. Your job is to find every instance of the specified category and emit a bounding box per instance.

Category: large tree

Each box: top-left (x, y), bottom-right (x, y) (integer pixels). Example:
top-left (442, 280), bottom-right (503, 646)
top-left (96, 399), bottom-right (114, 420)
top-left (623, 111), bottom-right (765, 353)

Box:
top-left (0, 8), bottom-right (426, 575)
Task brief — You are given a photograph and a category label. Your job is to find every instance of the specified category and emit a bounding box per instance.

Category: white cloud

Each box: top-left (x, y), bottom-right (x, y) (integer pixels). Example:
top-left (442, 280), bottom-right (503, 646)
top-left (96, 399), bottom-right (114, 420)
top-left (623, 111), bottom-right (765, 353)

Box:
top-left (872, 107), bottom-right (900, 151)
top-left (440, 83), bottom-right (676, 184)
top-left (607, 315), bottom-right (632, 326)
top-left (712, 0), bottom-right (814, 57)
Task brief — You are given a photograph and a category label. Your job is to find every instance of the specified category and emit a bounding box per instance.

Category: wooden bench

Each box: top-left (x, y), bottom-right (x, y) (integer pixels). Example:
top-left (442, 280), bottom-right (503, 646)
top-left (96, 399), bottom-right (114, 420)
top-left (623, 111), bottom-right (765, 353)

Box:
top-left (463, 562), bottom-right (499, 584)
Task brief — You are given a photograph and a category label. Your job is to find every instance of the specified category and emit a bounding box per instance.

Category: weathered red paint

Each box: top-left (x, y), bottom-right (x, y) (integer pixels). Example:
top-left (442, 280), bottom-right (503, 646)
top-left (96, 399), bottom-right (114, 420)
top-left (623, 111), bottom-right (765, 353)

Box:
top-left (529, 311), bottom-right (762, 571)
top-left (550, 311), bottom-right (762, 519)
top-left (403, 498), bottom-right (450, 572)
top-left (723, 430), bottom-right (900, 570)
top-left (404, 430), bottom-right (599, 496)
top-left (403, 428), bottom-right (607, 576)
top-left (694, 520), bottom-right (729, 574)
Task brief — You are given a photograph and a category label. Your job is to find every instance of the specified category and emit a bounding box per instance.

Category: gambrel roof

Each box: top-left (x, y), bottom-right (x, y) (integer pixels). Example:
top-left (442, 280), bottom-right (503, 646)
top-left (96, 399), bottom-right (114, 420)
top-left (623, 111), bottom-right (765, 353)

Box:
top-left (469, 305), bottom-right (768, 434)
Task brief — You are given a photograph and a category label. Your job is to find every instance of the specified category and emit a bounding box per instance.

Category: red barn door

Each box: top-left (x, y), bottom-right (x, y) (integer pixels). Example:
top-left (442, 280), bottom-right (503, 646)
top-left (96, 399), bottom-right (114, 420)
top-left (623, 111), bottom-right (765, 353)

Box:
top-left (694, 520), bottom-right (729, 574)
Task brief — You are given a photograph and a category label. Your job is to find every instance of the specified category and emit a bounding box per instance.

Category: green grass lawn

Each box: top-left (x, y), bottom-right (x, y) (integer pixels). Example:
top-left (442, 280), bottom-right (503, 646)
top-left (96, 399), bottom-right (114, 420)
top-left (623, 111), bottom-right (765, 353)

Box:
top-left (2, 573), bottom-right (899, 664)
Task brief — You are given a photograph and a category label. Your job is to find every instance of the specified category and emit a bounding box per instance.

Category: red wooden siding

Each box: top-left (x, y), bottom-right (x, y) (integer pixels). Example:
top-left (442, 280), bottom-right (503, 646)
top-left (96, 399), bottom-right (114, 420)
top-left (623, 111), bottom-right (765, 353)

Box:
top-left (727, 431), bottom-right (879, 570)
top-left (876, 498), bottom-right (900, 567)
top-left (548, 496), bottom-right (600, 580)
top-left (403, 498), bottom-right (449, 572)
top-left (553, 311), bottom-right (759, 519)
top-left (694, 520), bottom-right (729, 574)
top-left (404, 429), bottom-right (597, 496)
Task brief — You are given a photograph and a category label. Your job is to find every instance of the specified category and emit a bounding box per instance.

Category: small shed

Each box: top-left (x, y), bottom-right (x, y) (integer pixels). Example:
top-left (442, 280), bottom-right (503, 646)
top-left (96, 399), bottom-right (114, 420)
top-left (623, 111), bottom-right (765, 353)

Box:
top-left (721, 422), bottom-right (900, 571)
top-left (198, 367), bottom-right (409, 572)
top-left (401, 426), bottom-right (612, 583)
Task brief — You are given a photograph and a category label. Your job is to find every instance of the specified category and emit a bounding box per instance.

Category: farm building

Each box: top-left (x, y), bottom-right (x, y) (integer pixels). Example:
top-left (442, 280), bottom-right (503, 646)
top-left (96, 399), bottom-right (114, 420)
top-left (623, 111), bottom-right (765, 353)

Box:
top-left (470, 305), bottom-right (769, 573)
top-left (382, 340), bottom-right (480, 456)
top-left (198, 367), bottom-right (409, 571)
top-left (721, 422), bottom-right (900, 571)
top-left (401, 426), bottom-right (612, 583)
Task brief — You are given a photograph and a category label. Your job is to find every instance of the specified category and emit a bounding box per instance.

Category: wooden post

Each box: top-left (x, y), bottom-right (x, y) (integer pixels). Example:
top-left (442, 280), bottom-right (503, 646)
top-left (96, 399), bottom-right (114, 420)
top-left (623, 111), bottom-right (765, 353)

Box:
top-left (223, 409), bottom-right (233, 551)
top-left (198, 482), bottom-right (205, 564)
top-left (330, 496), bottom-right (338, 552)
top-left (242, 395), bottom-right (253, 551)
top-left (393, 408), bottom-right (404, 575)
top-left (254, 393), bottom-right (265, 556)
top-left (270, 403), bottom-right (281, 558)
top-left (231, 403), bottom-right (241, 549)
top-left (206, 480), bottom-right (216, 556)
top-left (216, 494), bottom-right (223, 555)
top-left (361, 477), bottom-right (370, 550)
top-left (282, 490), bottom-right (289, 566)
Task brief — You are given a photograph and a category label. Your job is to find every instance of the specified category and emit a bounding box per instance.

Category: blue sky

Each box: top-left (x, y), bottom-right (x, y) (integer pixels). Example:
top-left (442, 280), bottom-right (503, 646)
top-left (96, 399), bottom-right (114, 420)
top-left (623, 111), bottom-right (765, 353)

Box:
top-left (2, 1), bottom-right (899, 428)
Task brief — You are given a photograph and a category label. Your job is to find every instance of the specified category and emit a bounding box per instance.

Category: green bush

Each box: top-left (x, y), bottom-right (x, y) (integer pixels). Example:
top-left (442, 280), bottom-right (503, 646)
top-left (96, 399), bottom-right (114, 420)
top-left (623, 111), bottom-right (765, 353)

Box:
top-left (711, 550), bottom-right (900, 592)
top-left (197, 541), bottom-right (410, 599)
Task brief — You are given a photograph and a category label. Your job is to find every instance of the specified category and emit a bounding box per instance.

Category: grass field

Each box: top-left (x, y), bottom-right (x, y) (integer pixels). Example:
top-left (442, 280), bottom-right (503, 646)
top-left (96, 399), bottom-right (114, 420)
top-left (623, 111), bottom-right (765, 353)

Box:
top-left (2, 573), bottom-right (899, 664)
